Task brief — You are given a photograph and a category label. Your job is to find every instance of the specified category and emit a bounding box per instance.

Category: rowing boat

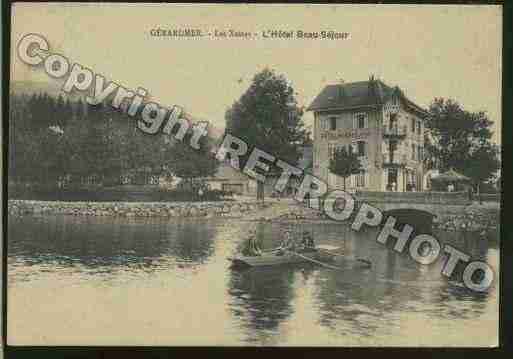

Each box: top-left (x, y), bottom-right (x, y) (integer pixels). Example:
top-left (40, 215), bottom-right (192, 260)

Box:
top-left (228, 244), bottom-right (341, 268)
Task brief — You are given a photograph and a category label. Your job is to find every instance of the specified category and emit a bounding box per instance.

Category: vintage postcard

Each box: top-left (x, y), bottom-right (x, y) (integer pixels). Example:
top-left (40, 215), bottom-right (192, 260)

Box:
top-left (6, 3), bottom-right (501, 347)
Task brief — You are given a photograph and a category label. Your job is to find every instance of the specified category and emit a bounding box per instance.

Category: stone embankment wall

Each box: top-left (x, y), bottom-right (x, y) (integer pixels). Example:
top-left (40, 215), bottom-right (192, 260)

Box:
top-left (8, 199), bottom-right (499, 232)
top-left (8, 200), bottom-right (269, 218)
top-left (432, 204), bottom-right (500, 232)
top-left (261, 200), bottom-right (500, 232)
top-left (355, 190), bottom-right (472, 205)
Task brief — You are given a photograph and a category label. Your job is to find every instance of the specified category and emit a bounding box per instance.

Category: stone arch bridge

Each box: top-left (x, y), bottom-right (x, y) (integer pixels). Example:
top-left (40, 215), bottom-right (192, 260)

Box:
top-left (353, 191), bottom-right (472, 234)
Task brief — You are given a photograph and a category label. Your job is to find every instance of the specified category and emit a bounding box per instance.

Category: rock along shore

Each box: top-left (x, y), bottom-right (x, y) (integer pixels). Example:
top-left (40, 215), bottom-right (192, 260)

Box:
top-left (432, 203), bottom-right (500, 232)
top-left (8, 199), bottom-right (270, 219)
top-left (8, 199), bottom-right (499, 232)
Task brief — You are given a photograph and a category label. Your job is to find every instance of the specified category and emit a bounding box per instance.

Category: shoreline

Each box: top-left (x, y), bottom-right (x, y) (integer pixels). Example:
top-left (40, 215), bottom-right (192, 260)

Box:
top-left (8, 199), bottom-right (499, 232)
top-left (8, 199), bottom-right (270, 219)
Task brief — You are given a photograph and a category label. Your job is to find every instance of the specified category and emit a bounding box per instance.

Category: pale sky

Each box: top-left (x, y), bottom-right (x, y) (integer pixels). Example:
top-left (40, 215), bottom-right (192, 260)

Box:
top-left (11, 3), bottom-right (502, 144)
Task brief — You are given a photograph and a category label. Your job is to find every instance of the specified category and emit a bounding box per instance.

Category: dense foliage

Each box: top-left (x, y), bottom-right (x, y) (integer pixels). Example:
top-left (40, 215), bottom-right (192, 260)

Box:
top-left (8, 92), bottom-right (218, 192)
top-left (425, 98), bottom-right (500, 189)
top-left (225, 68), bottom-right (310, 198)
top-left (225, 68), bottom-right (310, 166)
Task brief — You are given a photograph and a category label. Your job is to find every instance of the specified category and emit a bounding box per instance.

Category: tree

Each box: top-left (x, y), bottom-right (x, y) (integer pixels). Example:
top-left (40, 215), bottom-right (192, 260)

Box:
top-left (462, 143), bottom-right (500, 202)
top-left (494, 173), bottom-right (501, 193)
top-left (328, 147), bottom-right (362, 190)
top-left (426, 98), bottom-right (499, 189)
top-left (38, 128), bottom-right (69, 187)
top-left (166, 133), bottom-right (219, 192)
top-left (225, 68), bottom-right (309, 199)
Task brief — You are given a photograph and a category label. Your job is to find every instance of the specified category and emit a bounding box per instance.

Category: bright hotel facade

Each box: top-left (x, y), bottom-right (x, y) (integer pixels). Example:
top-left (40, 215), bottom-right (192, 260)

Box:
top-left (307, 77), bottom-right (429, 192)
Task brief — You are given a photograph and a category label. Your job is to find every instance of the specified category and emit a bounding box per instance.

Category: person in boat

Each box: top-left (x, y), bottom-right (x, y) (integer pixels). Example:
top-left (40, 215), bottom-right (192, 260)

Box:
top-left (251, 232), bottom-right (262, 256)
top-left (243, 231), bottom-right (262, 256)
top-left (279, 230), bottom-right (291, 248)
top-left (277, 230), bottom-right (295, 255)
top-left (242, 236), bottom-right (252, 256)
top-left (300, 231), bottom-right (315, 250)
top-left (298, 231), bottom-right (308, 249)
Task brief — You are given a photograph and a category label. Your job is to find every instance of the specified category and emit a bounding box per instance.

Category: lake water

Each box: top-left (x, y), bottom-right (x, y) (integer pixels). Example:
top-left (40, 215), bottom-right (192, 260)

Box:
top-left (7, 215), bottom-right (499, 346)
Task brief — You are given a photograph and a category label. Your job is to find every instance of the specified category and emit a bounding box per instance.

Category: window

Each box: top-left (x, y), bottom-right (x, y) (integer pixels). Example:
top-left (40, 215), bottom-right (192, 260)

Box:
top-left (328, 144), bottom-right (335, 159)
top-left (418, 145), bottom-right (423, 161)
top-left (353, 112), bottom-right (367, 129)
top-left (329, 117), bottom-right (337, 131)
top-left (411, 143), bottom-right (416, 160)
top-left (347, 144), bottom-right (353, 155)
top-left (417, 120), bottom-right (422, 136)
top-left (411, 118), bottom-right (415, 133)
top-left (389, 113), bottom-right (397, 129)
top-left (329, 144), bottom-right (346, 159)
top-left (356, 171), bottom-right (366, 187)
top-left (389, 139), bottom-right (398, 152)
top-left (357, 141), bottom-right (366, 157)
top-left (357, 114), bottom-right (366, 129)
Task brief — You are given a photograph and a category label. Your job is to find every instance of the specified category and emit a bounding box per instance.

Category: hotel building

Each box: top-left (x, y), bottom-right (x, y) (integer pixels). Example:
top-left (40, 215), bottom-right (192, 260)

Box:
top-left (307, 77), bottom-right (429, 192)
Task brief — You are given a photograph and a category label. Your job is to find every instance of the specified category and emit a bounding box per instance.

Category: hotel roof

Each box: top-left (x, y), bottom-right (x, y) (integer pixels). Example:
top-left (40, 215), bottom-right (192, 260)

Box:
top-left (307, 78), bottom-right (429, 118)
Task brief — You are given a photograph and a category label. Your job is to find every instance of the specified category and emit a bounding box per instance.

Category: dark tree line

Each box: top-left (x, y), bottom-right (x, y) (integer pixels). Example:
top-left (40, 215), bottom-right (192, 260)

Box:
top-left (9, 92), bottom-right (218, 190)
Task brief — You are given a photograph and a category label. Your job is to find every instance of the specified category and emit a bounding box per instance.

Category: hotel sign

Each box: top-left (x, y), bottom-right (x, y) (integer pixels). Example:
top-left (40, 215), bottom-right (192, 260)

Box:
top-left (320, 129), bottom-right (371, 140)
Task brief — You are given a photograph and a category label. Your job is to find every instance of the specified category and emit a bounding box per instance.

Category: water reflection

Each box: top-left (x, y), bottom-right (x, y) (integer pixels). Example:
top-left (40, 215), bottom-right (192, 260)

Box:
top-left (8, 215), bottom-right (217, 280)
top-left (228, 267), bottom-right (294, 344)
top-left (7, 214), bottom-right (499, 346)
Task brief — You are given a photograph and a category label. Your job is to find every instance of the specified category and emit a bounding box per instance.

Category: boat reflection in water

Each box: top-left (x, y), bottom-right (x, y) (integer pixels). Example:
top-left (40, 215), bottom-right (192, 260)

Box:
top-left (227, 265), bottom-right (313, 345)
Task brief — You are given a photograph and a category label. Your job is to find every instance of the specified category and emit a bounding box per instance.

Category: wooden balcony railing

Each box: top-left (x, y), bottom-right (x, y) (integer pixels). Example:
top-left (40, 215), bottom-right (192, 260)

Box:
top-left (382, 153), bottom-right (407, 167)
top-left (383, 125), bottom-right (407, 138)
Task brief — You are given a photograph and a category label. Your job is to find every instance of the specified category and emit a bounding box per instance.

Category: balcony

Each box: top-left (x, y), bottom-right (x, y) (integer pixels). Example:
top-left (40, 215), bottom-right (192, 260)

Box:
top-left (382, 153), bottom-right (407, 167)
top-left (383, 125), bottom-right (407, 139)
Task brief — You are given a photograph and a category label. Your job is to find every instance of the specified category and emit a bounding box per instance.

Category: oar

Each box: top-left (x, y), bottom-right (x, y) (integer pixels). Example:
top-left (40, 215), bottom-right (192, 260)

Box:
top-left (285, 250), bottom-right (344, 270)
top-left (316, 247), bottom-right (343, 257)
top-left (315, 248), bottom-right (372, 268)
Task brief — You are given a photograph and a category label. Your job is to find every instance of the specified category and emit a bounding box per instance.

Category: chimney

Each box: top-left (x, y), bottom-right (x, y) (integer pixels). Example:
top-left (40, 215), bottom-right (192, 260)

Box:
top-left (369, 74), bottom-right (376, 97)
top-left (338, 79), bottom-right (344, 100)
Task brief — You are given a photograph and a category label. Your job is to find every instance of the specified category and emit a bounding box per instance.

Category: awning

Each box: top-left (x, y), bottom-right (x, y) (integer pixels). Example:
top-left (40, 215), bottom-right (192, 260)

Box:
top-left (431, 168), bottom-right (471, 183)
